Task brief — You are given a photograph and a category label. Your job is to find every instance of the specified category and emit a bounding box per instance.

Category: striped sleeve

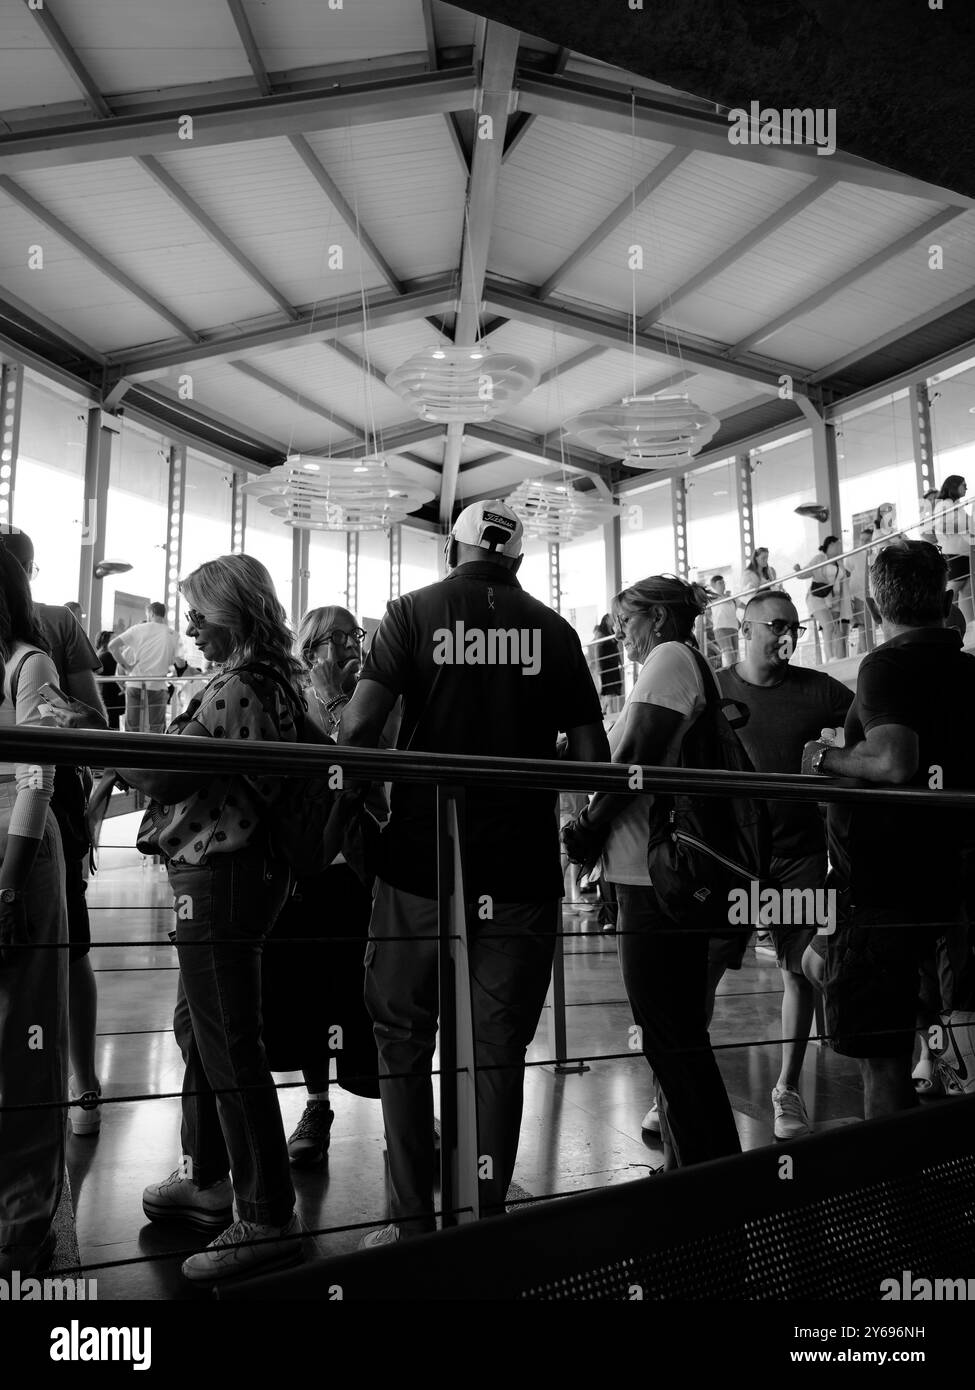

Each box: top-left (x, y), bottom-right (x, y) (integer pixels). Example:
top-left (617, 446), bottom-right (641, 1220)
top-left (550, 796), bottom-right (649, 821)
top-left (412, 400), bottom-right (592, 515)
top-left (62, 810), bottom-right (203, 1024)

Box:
top-left (9, 650), bottom-right (58, 840)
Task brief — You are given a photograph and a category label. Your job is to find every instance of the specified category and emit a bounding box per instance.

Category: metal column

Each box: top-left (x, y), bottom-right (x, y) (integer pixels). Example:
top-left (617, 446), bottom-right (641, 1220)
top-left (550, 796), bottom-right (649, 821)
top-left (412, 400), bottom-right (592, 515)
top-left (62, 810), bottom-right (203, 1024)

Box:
top-left (735, 453), bottom-right (755, 576)
top-left (909, 382), bottom-right (936, 500)
top-left (672, 476), bottom-right (689, 576)
top-left (548, 541), bottom-right (561, 612)
top-left (346, 532), bottom-right (359, 614)
top-left (603, 515), bottom-right (622, 610)
top-left (291, 528), bottom-right (309, 626)
top-left (0, 362), bottom-right (24, 530)
top-left (437, 787), bottom-right (480, 1228)
top-left (164, 445), bottom-right (187, 634)
top-left (230, 473), bottom-right (246, 553)
top-left (801, 397), bottom-right (842, 542)
top-left (77, 408), bottom-right (113, 637)
top-left (389, 524), bottom-right (402, 601)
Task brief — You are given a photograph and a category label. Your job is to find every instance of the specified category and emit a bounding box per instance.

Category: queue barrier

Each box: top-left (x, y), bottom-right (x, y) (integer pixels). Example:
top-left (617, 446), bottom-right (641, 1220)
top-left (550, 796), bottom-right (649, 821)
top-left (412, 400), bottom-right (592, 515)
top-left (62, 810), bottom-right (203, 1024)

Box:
top-left (2, 725), bottom-right (974, 1276)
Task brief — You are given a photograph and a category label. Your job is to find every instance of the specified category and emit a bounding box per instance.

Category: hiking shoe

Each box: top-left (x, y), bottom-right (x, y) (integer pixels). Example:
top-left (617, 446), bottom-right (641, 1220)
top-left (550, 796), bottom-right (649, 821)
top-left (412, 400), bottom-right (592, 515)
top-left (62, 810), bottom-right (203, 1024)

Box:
top-left (181, 1214), bottom-right (306, 1284)
top-left (641, 1101), bottom-right (662, 1134)
top-left (929, 1013), bottom-right (975, 1095)
top-left (287, 1102), bottom-right (334, 1166)
top-left (0, 1228), bottom-right (56, 1277)
top-left (142, 1170), bottom-right (234, 1232)
top-left (69, 1076), bottom-right (101, 1136)
top-left (772, 1084), bottom-right (811, 1140)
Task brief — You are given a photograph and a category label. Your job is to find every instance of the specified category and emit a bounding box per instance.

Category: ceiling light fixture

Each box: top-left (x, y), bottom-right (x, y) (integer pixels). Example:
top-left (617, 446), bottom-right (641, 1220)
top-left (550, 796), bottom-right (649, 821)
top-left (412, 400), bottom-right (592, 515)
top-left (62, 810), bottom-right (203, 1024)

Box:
top-left (386, 345), bottom-right (540, 424)
top-left (507, 479), bottom-right (621, 543)
top-left (240, 455), bottom-right (435, 531)
top-left (562, 394), bottom-right (720, 467)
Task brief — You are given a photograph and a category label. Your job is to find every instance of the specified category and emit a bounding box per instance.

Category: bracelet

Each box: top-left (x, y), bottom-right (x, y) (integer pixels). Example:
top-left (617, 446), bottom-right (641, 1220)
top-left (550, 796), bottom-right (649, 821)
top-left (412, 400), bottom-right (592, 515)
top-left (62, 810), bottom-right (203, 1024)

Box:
top-left (326, 695), bottom-right (349, 715)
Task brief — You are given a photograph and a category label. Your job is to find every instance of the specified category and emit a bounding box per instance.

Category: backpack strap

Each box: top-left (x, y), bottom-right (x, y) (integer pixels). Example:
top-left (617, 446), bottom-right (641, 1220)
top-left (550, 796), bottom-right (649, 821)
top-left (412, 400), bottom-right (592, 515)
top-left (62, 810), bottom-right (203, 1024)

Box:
top-left (8, 646), bottom-right (47, 708)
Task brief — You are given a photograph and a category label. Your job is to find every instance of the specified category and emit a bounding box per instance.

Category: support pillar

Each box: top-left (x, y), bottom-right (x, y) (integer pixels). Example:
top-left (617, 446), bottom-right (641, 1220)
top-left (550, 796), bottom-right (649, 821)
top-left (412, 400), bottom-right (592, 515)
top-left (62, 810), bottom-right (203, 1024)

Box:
top-left (230, 473), bottom-right (246, 553)
top-left (291, 527), bottom-right (310, 626)
top-left (603, 515), bottom-right (621, 612)
top-left (734, 453), bottom-right (755, 577)
top-left (77, 408), bottom-right (113, 637)
top-left (800, 395), bottom-right (842, 543)
top-left (0, 362), bottom-right (24, 531)
top-left (389, 523), bottom-right (402, 601)
top-left (164, 445), bottom-right (187, 634)
top-left (548, 541), bottom-right (561, 613)
top-left (346, 532), bottom-right (359, 614)
top-left (672, 477), bottom-right (689, 577)
top-left (909, 382), bottom-right (936, 501)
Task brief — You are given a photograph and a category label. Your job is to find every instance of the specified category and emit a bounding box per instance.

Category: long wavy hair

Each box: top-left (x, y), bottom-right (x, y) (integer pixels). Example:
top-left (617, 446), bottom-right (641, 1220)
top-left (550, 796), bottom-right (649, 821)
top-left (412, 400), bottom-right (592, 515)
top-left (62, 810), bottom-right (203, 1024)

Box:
top-left (180, 554), bottom-right (304, 689)
top-left (0, 545), bottom-right (49, 666)
top-left (744, 547), bottom-right (773, 579)
top-left (611, 574), bottom-right (708, 648)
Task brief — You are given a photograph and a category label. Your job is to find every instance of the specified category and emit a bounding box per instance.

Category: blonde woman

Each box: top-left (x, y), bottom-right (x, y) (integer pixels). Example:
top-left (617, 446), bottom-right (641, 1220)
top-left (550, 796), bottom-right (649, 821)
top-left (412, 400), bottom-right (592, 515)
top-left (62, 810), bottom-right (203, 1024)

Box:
top-left (60, 555), bottom-right (308, 1285)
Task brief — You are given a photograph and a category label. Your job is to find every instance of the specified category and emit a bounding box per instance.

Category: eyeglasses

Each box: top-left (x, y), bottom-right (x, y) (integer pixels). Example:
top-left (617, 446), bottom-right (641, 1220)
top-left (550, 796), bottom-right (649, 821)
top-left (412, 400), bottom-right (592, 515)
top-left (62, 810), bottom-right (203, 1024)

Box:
top-left (186, 608), bottom-right (207, 629)
top-left (318, 627), bottom-right (366, 648)
top-left (749, 619), bottom-right (806, 638)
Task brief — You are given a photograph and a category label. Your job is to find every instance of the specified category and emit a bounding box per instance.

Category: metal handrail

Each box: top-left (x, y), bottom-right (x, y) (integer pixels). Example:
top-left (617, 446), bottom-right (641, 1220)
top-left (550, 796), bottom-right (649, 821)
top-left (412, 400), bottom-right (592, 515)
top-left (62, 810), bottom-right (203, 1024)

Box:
top-left (2, 725), bottom-right (974, 807)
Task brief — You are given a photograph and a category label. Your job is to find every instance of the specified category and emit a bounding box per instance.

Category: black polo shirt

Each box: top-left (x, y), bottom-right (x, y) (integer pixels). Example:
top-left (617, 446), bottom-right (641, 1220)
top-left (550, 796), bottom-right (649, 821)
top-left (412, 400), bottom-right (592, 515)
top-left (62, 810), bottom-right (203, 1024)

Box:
top-left (827, 627), bottom-right (975, 914)
top-left (359, 561), bottom-right (603, 901)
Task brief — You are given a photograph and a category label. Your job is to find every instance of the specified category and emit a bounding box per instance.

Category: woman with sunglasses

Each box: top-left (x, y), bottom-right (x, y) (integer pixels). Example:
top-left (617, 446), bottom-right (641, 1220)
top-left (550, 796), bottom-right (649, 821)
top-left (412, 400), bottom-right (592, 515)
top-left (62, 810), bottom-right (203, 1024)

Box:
top-left (561, 575), bottom-right (741, 1170)
top-left (298, 606), bottom-right (367, 737)
top-left (64, 556), bottom-right (309, 1284)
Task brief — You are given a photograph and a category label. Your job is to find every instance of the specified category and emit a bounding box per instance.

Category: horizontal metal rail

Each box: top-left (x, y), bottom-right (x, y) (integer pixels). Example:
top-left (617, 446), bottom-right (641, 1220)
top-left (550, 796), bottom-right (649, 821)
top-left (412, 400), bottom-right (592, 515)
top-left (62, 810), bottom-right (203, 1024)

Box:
top-left (2, 725), bottom-right (974, 807)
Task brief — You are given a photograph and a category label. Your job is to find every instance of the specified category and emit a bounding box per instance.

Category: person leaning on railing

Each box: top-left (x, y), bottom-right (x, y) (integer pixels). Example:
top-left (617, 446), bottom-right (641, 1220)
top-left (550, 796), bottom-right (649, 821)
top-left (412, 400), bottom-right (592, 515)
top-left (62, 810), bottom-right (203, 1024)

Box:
top-left (47, 554), bottom-right (309, 1286)
top-left (0, 546), bottom-right (70, 1277)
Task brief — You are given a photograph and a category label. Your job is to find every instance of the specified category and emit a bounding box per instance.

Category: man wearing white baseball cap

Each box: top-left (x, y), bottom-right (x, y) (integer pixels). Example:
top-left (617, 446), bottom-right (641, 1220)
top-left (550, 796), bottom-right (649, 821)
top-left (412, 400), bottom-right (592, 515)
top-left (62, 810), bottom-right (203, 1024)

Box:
top-left (340, 498), bottom-right (609, 1245)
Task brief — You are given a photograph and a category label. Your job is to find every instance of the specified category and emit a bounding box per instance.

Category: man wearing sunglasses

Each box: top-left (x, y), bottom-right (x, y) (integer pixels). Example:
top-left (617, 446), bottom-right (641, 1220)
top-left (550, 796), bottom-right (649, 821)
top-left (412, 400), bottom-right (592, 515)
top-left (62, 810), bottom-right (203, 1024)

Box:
top-left (108, 602), bottom-right (179, 735)
top-left (710, 590), bottom-right (853, 1142)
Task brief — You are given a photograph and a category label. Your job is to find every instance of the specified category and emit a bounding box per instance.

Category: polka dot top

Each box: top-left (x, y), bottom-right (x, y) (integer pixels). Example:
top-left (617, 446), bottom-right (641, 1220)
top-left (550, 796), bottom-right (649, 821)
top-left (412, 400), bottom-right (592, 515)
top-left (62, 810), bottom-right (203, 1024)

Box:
top-left (154, 666), bottom-right (299, 865)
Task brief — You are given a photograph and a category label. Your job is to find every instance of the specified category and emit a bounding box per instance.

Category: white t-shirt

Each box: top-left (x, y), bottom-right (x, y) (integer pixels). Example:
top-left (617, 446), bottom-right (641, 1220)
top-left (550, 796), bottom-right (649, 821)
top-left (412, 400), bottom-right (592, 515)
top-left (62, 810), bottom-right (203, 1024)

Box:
top-left (710, 596), bottom-right (738, 630)
top-left (117, 620), bottom-right (179, 691)
top-left (602, 641), bottom-right (709, 886)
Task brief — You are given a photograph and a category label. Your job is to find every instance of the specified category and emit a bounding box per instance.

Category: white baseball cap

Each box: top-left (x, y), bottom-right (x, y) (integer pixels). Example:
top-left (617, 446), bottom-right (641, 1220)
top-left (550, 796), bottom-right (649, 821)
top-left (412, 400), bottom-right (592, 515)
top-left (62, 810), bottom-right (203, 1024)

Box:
top-left (450, 500), bottom-right (524, 557)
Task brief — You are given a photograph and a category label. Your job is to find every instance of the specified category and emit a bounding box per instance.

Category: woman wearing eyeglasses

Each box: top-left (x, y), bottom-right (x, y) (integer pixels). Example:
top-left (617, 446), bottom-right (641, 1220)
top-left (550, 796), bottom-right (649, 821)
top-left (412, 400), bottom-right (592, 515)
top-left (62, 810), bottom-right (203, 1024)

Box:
top-left (561, 575), bottom-right (741, 1170)
top-left (111, 555), bottom-right (306, 1285)
top-left (261, 605), bottom-right (383, 1167)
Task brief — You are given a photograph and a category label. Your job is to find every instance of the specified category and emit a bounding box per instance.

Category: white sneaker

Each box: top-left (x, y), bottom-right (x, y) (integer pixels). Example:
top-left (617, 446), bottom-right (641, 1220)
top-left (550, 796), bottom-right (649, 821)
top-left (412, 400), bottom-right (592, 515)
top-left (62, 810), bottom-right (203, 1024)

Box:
top-left (641, 1101), bottom-right (662, 1134)
top-left (142, 1170), bottom-right (234, 1232)
top-left (181, 1214), bottom-right (306, 1284)
top-left (359, 1223), bottom-right (401, 1250)
top-left (772, 1084), bottom-right (811, 1140)
top-left (68, 1076), bottom-right (101, 1136)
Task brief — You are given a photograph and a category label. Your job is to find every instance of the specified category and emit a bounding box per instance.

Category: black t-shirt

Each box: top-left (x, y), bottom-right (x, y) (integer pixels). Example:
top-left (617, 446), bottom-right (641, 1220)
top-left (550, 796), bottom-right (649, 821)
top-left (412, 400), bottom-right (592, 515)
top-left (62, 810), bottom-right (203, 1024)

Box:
top-left (718, 664), bottom-right (853, 858)
top-left (827, 628), bottom-right (975, 913)
top-left (360, 561), bottom-right (603, 900)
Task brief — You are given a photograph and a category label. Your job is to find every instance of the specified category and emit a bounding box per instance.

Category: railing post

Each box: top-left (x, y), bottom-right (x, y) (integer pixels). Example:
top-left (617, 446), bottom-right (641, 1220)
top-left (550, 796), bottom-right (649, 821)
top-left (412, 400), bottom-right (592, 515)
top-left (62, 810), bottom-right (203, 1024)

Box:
top-left (436, 785), bottom-right (480, 1228)
top-left (547, 903), bottom-right (588, 1075)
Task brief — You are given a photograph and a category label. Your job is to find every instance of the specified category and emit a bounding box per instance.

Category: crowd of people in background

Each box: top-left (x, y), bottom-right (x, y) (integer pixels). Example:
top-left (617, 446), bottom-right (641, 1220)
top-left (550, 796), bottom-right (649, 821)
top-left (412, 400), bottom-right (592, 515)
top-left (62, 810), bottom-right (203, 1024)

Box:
top-left (1, 492), bottom-right (974, 1289)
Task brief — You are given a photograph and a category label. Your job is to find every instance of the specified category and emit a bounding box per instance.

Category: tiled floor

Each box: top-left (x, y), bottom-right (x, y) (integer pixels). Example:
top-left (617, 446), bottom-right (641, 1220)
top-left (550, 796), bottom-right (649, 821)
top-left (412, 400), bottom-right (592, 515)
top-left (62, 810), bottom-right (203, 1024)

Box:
top-left (69, 815), bottom-right (865, 1300)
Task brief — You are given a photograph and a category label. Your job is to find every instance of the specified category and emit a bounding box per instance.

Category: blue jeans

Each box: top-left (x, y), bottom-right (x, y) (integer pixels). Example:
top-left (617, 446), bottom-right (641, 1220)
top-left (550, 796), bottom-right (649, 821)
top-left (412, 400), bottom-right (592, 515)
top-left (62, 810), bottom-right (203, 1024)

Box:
top-left (364, 880), bottom-right (558, 1230)
top-left (616, 883), bottom-right (741, 1167)
top-left (0, 805), bottom-right (68, 1248)
top-left (168, 845), bottom-right (293, 1225)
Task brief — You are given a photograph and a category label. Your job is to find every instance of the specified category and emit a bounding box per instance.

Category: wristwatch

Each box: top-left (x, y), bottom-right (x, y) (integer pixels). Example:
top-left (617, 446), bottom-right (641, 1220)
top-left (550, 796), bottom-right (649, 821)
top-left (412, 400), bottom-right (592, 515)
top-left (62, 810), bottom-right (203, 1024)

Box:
top-left (811, 743), bottom-right (831, 776)
top-left (0, 888), bottom-right (21, 904)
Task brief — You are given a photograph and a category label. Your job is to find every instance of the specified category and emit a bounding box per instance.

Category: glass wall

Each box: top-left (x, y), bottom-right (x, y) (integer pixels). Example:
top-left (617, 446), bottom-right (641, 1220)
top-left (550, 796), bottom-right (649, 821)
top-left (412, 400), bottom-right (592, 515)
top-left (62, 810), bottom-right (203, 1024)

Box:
top-left (620, 479), bottom-right (675, 588)
top-left (12, 370), bottom-right (88, 610)
top-left (100, 418), bottom-right (169, 637)
top-left (243, 498), bottom-right (293, 618)
top-left (749, 432), bottom-right (820, 613)
top-left (684, 457), bottom-right (739, 588)
top-left (358, 529), bottom-right (390, 624)
top-left (834, 389), bottom-right (918, 553)
top-left (181, 452), bottom-right (234, 579)
top-left (929, 358), bottom-right (975, 484)
top-left (307, 529), bottom-right (348, 612)
top-left (560, 528), bottom-right (606, 647)
top-left (401, 524), bottom-right (440, 595)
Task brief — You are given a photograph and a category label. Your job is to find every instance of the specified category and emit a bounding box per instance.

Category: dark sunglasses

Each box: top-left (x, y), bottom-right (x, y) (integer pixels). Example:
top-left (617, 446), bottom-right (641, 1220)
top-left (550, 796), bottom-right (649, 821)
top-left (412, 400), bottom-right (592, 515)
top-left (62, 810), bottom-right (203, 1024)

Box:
top-left (186, 607), bottom-right (207, 629)
top-left (317, 627), bottom-right (366, 647)
top-left (748, 618), bottom-right (806, 638)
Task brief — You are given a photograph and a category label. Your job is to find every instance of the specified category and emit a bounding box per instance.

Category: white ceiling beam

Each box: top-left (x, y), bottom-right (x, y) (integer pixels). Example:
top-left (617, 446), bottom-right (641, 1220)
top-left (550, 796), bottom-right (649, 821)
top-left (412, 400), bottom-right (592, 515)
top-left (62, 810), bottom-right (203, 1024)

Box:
top-left (810, 288), bottom-right (975, 386)
top-left (539, 148), bottom-right (691, 299)
top-left (637, 179), bottom-right (837, 329)
top-left (113, 278), bottom-right (457, 379)
top-left (229, 360), bottom-right (366, 438)
top-left (0, 70), bottom-right (477, 175)
top-left (310, 420), bottom-right (446, 459)
top-left (501, 47), bottom-right (570, 165)
top-left (483, 280), bottom-right (805, 392)
top-left (465, 422), bottom-right (618, 483)
top-left (728, 208), bottom-right (966, 357)
top-left (421, 0), bottom-right (470, 174)
top-left (440, 22), bottom-right (521, 525)
top-left (0, 174), bottom-right (200, 342)
top-left (516, 73), bottom-right (975, 209)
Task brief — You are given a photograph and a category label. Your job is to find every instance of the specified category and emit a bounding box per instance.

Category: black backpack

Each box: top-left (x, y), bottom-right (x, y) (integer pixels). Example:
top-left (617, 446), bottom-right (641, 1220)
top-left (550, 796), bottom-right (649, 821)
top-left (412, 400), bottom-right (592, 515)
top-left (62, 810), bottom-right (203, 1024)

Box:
top-left (646, 646), bottom-right (776, 933)
top-left (241, 663), bottom-right (345, 877)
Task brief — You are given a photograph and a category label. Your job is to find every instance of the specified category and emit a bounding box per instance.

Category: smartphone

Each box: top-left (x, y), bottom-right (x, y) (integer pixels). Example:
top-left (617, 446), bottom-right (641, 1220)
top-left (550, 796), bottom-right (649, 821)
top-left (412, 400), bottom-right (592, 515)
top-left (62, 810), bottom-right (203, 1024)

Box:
top-left (38, 682), bottom-right (72, 708)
